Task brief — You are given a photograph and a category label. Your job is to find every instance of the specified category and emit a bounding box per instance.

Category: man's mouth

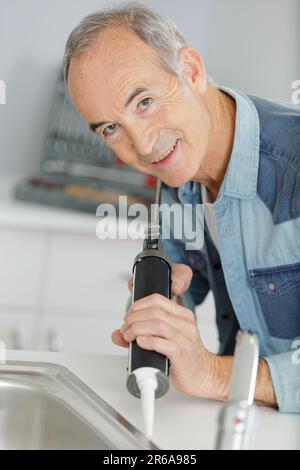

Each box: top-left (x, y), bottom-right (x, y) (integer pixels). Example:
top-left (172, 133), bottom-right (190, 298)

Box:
top-left (152, 139), bottom-right (179, 167)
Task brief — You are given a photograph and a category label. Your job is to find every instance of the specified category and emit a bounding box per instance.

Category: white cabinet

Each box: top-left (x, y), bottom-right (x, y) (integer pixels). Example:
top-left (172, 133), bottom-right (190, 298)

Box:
top-left (34, 310), bottom-right (125, 355)
top-left (0, 228), bottom-right (47, 307)
top-left (0, 210), bottom-right (140, 354)
top-left (0, 308), bottom-right (38, 349)
top-left (43, 234), bottom-right (139, 313)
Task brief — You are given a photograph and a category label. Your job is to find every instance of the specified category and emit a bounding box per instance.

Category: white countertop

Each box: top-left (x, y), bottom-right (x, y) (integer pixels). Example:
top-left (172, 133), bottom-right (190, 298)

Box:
top-left (5, 349), bottom-right (300, 450)
top-left (0, 175), bottom-right (146, 236)
top-left (0, 175), bottom-right (96, 234)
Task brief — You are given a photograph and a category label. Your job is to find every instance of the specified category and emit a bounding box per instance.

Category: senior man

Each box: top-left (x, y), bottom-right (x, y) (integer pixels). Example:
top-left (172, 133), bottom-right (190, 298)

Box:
top-left (64, 2), bottom-right (300, 412)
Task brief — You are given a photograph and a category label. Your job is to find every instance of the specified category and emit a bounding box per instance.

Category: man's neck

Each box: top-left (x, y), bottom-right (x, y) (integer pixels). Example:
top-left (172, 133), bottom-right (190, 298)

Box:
top-left (193, 84), bottom-right (236, 203)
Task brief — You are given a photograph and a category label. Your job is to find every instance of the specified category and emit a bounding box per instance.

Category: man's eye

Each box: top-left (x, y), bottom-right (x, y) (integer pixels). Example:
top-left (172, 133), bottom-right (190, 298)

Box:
top-left (138, 97), bottom-right (153, 110)
top-left (103, 123), bottom-right (118, 137)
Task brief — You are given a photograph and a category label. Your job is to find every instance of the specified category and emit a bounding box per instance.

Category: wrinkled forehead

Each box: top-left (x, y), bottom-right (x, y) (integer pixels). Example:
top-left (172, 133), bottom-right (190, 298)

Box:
top-left (67, 26), bottom-right (167, 120)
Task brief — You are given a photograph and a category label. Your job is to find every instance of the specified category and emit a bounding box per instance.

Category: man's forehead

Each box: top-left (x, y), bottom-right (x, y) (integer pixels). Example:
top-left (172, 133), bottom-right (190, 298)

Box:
top-left (69, 26), bottom-right (164, 92)
top-left (88, 25), bottom-right (160, 69)
top-left (68, 28), bottom-right (170, 119)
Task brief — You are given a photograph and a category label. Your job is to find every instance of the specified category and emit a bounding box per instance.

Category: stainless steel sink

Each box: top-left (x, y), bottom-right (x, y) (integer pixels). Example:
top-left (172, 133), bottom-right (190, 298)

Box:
top-left (0, 361), bottom-right (158, 450)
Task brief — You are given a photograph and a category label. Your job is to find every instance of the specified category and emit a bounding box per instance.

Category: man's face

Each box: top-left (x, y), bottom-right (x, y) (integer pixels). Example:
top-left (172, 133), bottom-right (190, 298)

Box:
top-left (68, 26), bottom-right (211, 188)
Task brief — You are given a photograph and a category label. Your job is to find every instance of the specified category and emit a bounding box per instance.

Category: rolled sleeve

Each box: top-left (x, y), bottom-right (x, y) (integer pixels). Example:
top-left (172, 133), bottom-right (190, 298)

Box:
top-left (265, 349), bottom-right (300, 413)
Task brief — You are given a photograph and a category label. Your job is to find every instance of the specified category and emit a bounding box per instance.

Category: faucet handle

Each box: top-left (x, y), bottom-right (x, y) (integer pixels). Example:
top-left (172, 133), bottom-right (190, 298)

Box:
top-left (228, 331), bottom-right (259, 404)
top-left (215, 331), bottom-right (259, 450)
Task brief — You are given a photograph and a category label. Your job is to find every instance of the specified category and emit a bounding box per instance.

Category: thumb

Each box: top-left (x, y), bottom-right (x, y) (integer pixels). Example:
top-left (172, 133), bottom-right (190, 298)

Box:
top-left (111, 329), bottom-right (129, 349)
top-left (127, 277), bottom-right (133, 292)
top-left (171, 263), bottom-right (193, 296)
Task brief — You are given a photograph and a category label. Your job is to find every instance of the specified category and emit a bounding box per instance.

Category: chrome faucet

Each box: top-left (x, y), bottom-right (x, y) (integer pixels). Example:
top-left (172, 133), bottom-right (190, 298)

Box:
top-left (215, 331), bottom-right (259, 450)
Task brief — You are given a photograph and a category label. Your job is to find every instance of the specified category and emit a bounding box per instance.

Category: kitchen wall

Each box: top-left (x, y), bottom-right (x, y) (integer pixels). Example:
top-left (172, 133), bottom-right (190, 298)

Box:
top-left (0, 0), bottom-right (299, 175)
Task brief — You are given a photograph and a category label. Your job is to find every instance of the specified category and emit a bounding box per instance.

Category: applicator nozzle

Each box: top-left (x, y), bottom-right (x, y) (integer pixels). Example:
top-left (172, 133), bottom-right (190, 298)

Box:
top-left (133, 367), bottom-right (158, 439)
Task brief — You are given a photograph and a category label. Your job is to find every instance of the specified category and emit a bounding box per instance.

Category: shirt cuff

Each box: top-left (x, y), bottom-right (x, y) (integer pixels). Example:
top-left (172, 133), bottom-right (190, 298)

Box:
top-left (265, 350), bottom-right (300, 413)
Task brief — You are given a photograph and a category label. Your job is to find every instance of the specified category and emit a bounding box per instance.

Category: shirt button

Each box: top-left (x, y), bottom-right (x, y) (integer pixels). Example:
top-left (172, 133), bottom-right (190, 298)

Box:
top-left (268, 282), bottom-right (276, 291)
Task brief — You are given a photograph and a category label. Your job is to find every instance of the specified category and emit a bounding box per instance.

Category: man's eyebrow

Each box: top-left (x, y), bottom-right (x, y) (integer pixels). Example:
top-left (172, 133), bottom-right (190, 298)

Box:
top-left (89, 120), bottom-right (107, 133)
top-left (124, 87), bottom-right (149, 107)
top-left (88, 87), bottom-right (149, 133)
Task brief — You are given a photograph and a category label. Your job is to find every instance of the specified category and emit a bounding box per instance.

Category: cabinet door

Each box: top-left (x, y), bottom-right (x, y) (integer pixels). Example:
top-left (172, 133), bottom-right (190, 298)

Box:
top-left (0, 309), bottom-right (37, 350)
top-left (36, 310), bottom-right (125, 355)
top-left (0, 228), bottom-right (47, 307)
top-left (43, 234), bottom-right (140, 314)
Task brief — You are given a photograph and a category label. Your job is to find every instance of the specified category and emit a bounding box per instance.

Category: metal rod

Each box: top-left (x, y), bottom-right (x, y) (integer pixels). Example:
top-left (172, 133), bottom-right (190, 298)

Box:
top-left (152, 179), bottom-right (162, 230)
top-left (155, 179), bottom-right (162, 206)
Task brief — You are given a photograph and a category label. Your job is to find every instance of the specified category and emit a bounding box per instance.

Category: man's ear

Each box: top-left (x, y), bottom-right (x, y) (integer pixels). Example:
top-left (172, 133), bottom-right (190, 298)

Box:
top-left (178, 46), bottom-right (207, 93)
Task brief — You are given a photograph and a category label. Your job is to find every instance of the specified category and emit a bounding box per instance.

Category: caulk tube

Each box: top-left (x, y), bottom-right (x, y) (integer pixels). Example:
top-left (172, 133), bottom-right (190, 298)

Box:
top-left (126, 247), bottom-right (171, 436)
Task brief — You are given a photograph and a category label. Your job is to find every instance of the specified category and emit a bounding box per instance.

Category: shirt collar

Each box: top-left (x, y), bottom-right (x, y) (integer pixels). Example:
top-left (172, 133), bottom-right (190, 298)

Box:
top-left (218, 85), bottom-right (260, 200)
top-left (177, 84), bottom-right (260, 204)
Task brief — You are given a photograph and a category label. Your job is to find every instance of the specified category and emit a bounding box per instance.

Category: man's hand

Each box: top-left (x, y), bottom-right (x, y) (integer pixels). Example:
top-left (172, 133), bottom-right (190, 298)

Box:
top-left (113, 262), bottom-right (192, 350)
top-left (112, 262), bottom-right (278, 407)
top-left (111, 292), bottom-right (216, 398)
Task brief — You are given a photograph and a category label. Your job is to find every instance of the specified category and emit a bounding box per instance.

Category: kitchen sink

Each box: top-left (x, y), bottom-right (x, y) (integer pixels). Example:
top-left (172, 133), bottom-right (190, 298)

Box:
top-left (0, 361), bottom-right (158, 450)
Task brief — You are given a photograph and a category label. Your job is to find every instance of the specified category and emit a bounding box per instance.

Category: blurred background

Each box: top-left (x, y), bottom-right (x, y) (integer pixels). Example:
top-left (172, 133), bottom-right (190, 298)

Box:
top-left (0, 0), bottom-right (299, 355)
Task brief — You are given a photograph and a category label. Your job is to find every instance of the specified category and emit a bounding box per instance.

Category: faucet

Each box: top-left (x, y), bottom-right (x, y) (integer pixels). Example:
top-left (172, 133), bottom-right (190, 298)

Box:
top-left (215, 331), bottom-right (259, 450)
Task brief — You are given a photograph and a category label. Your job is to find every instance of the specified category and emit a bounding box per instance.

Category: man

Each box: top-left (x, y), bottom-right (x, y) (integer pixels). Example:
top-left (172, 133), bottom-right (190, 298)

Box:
top-left (64, 2), bottom-right (300, 412)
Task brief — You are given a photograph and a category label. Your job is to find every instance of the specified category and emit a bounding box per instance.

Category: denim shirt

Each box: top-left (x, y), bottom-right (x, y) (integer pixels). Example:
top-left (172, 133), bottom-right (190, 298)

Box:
top-left (161, 86), bottom-right (300, 413)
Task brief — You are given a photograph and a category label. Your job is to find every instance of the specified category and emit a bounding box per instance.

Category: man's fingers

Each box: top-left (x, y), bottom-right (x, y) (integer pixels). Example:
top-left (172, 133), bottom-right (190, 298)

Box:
top-left (111, 329), bottom-right (129, 348)
top-left (122, 306), bottom-right (195, 338)
top-left (136, 335), bottom-right (179, 363)
top-left (122, 318), bottom-right (183, 343)
top-left (128, 264), bottom-right (192, 296)
top-left (127, 277), bottom-right (133, 292)
top-left (171, 263), bottom-right (193, 296)
top-left (129, 293), bottom-right (194, 321)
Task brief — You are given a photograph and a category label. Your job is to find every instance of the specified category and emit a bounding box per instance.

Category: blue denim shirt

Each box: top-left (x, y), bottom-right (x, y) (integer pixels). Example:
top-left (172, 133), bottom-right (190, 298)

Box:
top-left (161, 86), bottom-right (300, 413)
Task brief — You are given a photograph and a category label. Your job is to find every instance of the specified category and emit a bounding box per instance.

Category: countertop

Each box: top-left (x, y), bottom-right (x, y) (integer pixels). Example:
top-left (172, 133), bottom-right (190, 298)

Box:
top-left (0, 174), bottom-right (146, 235)
top-left (5, 349), bottom-right (300, 450)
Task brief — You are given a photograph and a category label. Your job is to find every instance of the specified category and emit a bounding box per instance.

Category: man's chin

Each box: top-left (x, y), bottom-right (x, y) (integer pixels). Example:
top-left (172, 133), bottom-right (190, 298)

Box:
top-left (159, 172), bottom-right (192, 189)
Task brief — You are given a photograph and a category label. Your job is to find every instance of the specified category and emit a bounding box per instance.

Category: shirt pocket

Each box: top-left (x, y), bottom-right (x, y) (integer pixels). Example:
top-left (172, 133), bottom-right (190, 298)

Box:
top-left (249, 262), bottom-right (300, 339)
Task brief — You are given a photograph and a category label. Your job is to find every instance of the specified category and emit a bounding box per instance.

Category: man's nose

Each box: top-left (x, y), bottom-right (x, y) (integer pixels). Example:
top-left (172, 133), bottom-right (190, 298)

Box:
top-left (127, 124), bottom-right (158, 158)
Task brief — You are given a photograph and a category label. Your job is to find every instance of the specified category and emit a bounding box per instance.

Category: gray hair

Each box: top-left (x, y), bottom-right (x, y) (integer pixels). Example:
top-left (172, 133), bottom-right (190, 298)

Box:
top-left (63, 1), bottom-right (187, 83)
